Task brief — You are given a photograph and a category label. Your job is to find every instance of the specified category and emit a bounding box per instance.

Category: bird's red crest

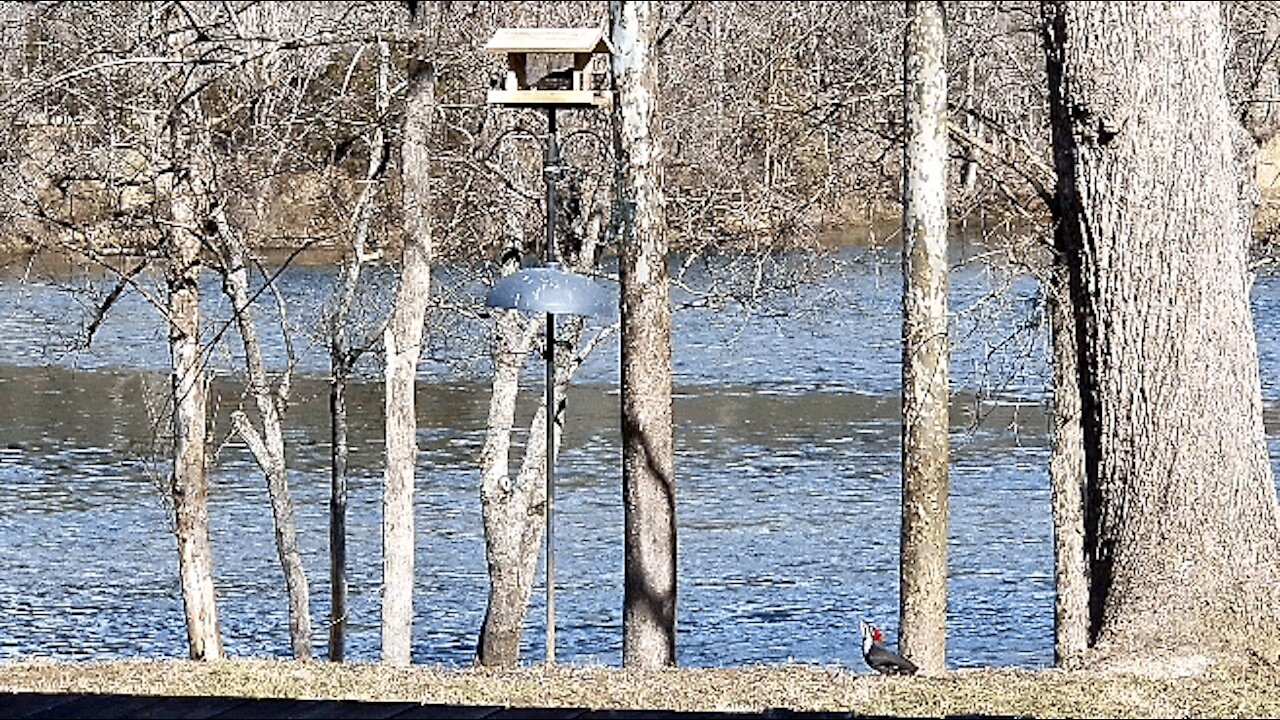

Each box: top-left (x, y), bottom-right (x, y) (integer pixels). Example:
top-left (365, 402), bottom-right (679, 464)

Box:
top-left (872, 627), bottom-right (884, 643)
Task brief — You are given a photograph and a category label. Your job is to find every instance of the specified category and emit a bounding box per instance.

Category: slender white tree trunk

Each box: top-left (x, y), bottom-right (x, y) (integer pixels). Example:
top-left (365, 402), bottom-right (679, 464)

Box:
top-left (900, 0), bottom-right (949, 676)
top-left (381, 52), bottom-right (434, 667)
top-left (217, 225), bottom-right (312, 660)
top-left (611, 0), bottom-right (677, 669)
top-left (163, 155), bottom-right (223, 662)
top-left (164, 29), bottom-right (222, 663)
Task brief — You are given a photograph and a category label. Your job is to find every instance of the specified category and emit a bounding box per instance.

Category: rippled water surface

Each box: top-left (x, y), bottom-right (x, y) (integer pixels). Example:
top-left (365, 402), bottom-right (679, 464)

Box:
top-left (0, 245), bottom-right (1277, 669)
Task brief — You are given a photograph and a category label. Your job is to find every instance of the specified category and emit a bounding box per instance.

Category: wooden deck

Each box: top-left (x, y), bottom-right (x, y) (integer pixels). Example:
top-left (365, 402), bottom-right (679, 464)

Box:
top-left (0, 692), bottom-right (954, 719)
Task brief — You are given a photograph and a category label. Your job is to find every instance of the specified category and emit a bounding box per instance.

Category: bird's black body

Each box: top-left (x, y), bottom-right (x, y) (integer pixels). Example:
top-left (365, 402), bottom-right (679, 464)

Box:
top-left (860, 620), bottom-right (918, 675)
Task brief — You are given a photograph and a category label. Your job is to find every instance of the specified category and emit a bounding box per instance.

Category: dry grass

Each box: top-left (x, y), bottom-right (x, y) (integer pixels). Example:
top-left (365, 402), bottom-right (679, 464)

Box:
top-left (1, 659), bottom-right (1279, 717)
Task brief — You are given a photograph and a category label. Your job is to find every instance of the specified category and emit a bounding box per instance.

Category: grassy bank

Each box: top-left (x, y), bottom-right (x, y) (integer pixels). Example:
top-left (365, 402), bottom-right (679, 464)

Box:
top-left (1, 659), bottom-right (1279, 717)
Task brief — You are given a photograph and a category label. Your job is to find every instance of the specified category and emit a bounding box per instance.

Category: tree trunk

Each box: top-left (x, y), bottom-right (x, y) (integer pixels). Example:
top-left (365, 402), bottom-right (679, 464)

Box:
top-left (899, 0), bottom-right (949, 676)
top-left (163, 124), bottom-right (223, 661)
top-left (476, 120), bottom-right (612, 666)
top-left (213, 206), bottom-right (312, 661)
top-left (1044, 0), bottom-right (1280, 669)
top-left (181, 85), bottom-right (313, 659)
top-left (329, 39), bottom-right (390, 663)
top-left (381, 51), bottom-right (435, 667)
top-left (476, 309), bottom-right (593, 667)
top-left (329, 363), bottom-right (350, 662)
top-left (1048, 256), bottom-right (1089, 666)
top-left (476, 141), bottom-right (541, 668)
top-left (476, 303), bottom-right (539, 667)
top-left (611, 0), bottom-right (677, 669)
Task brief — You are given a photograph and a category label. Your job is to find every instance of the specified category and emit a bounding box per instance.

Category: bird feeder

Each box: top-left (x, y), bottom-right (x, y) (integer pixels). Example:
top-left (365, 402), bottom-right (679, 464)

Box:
top-left (483, 26), bottom-right (616, 667)
top-left (485, 27), bottom-right (614, 108)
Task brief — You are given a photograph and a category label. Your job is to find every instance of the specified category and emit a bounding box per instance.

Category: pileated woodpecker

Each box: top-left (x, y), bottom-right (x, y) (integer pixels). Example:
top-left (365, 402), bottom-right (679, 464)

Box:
top-left (860, 620), bottom-right (918, 675)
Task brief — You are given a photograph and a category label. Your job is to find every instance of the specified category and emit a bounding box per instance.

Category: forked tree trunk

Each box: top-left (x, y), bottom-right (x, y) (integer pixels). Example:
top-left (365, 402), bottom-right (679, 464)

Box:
top-left (182, 88), bottom-right (313, 659)
top-left (476, 309), bottom-right (592, 666)
top-left (381, 49), bottom-right (435, 667)
top-left (217, 218), bottom-right (312, 661)
top-left (899, 0), bottom-right (949, 676)
top-left (476, 302), bottom-right (540, 667)
top-left (477, 143), bottom-right (609, 667)
top-left (476, 146), bottom-right (542, 668)
top-left (611, 0), bottom-right (677, 669)
top-left (163, 130), bottom-right (223, 662)
top-left (1044, 1), bottom-right (1280, 668)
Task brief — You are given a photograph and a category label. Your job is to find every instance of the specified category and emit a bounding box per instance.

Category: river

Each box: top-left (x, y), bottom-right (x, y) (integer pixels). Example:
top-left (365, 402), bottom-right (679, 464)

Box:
top-left (0, 243), bottom-right (1276, 670)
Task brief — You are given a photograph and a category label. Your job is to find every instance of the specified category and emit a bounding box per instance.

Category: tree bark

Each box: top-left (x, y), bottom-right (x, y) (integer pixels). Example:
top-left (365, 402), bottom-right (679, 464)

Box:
top-left (477, 133), bottom-right (610, 668)
top-left (328, 38), bottom-right (390, 663)
top-left (182, 86), bottom-right (314, 660)
top-left (476, 302), bottom-right (540, 667)
top-left (211, 206), bottom-right (311, 661)
top-left (163, 123), bottom-right (223, 662)
top-left (611, 0), bottom-right (677, 669)
top-left (1044, 0), bottom-right (1280, 669)
top-left (381, 49), bottom-right (435, 667)
top-left (1047, 255), bottom-right (1089, 667)
top-left (328, 362), bottom-right (350, 662)
top-left (899, 0), bottom-right (949, 676)
top-left (163, 28), bottom-right (222, 663)
top-left (476, 309), bottom-right (594, 666)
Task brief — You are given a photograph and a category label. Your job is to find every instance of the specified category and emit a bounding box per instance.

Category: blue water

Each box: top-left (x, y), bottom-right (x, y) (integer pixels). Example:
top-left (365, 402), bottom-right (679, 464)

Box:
top-left (0, 244), bottom-right (1274, 670)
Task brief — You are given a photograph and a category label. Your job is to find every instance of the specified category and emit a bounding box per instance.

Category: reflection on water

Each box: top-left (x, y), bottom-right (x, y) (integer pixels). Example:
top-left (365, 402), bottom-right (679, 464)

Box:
top-left (0, 367), bottom-right (1053, 668)
top-left (0, 249), bottom-right (1277, 670)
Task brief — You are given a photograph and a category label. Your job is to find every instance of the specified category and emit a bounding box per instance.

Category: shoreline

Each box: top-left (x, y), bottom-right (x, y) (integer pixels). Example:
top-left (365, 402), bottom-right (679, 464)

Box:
top-left (0, 658), bottom-right (1277, 717)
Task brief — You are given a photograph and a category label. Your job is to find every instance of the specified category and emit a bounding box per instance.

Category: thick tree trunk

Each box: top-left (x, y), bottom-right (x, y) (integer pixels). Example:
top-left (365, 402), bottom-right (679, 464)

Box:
top-left (1047, 257), bottom-right (1088, 666)
top-left (163, 144), bottom-right (223, 662)
top-left (476, 136), bottom-right (610, 667)
top-left (611, 0), bottom-right (677, 669)
top-left (1044, 1), bottom-right (1280, 669)
top-left (381, 53), bottom-right (435, 667)
top-left (476, 148), bottom-right (541, 668)
top-left (899, 0), bottom-right (949, 676)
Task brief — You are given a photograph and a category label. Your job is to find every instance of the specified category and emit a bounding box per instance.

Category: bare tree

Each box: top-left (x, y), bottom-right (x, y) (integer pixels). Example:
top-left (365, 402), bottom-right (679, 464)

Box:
top-left (324, 36), bottom-right (394, 663)
top-left (163, 25), bottom-right (223, 660)
top-left (381, 4), bottom-right (436, 666)
top-left (612, 0), bottom-right (676, 669)
top-left (899, 0), bottom-right (949, 676)
top-left (475, 116), bottom-right (613, 666)
top-left (175, 16), bottom-right (315, 654)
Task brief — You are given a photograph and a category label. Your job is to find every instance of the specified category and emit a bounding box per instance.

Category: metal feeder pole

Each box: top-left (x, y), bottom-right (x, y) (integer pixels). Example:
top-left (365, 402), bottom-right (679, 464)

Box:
top-left (544, 107), bottom-right (559, 665)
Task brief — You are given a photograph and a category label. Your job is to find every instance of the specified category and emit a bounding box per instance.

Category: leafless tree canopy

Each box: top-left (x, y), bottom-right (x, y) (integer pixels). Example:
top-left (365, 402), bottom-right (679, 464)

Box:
top-left (1, 1), bottom-right (1278, 268)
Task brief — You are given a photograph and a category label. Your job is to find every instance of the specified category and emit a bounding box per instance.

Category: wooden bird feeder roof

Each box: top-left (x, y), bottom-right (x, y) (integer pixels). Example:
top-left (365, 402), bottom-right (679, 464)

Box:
top-left (485, 27), bottom-right (614, 109)
top-left (485, 27), bottom-right (615, 55)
